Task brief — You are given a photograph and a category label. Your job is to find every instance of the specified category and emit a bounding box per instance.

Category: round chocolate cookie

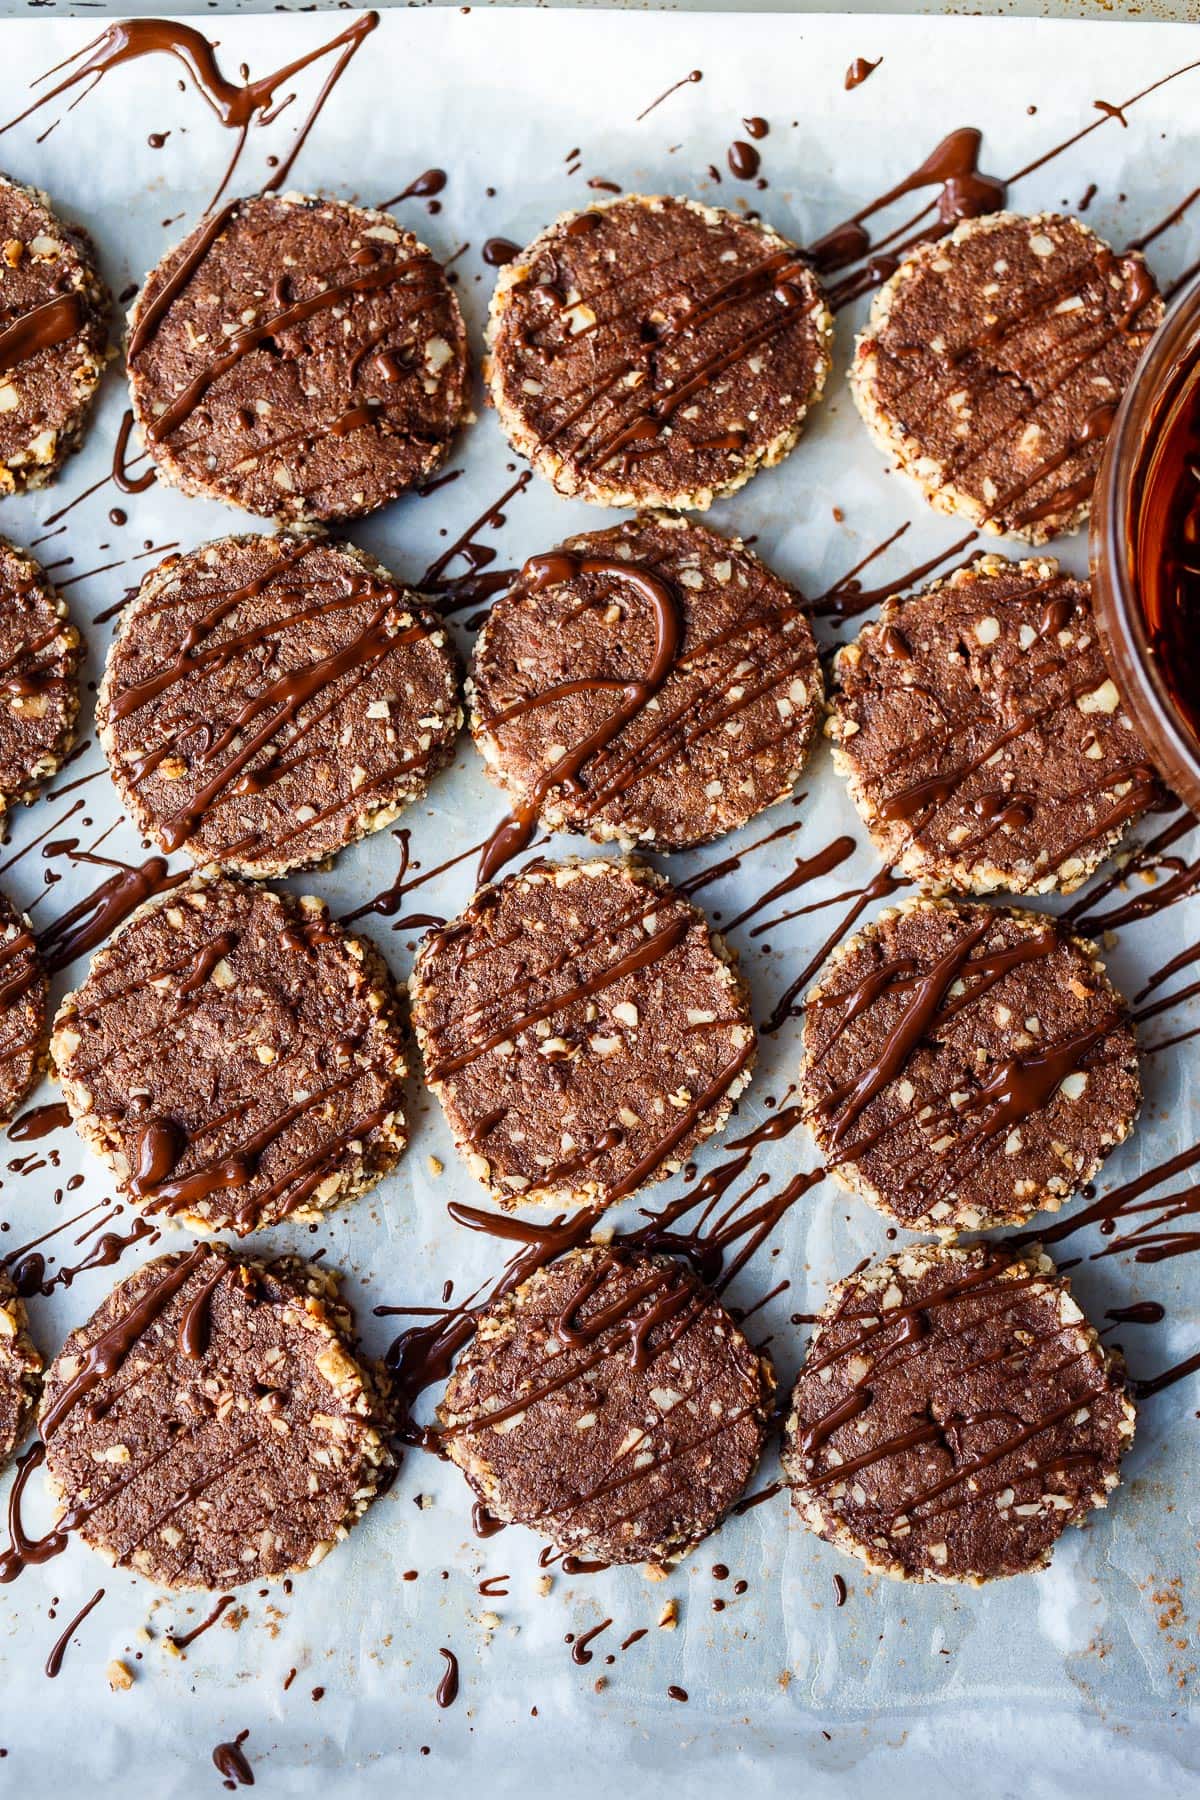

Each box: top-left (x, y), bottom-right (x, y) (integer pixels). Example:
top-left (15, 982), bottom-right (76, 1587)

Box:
top-left (783, 1243), bottom-right (1135, 1583)
top-left (125, 193), bottom-right (470, 523)
top-left (797, 897), bottom-right (1139, 1232)
top-left (51, 876), bottom-right (408, 1234)
top-left (827, 555), bottom-right (1155, 895)
top-left (98, 533), bottom-right (461, 879)
top-left (0, 174), bottom-right (110, 493)
top-left (39, 1244), bottom-right (391, 1590)
top-left (850, 212), bottom-right (1162, 544)
top-left (439, 1245), bottom-right (773, 1564)
top-left (0, 890), bottom-right (48, 1126)
top-left (0, 1272), bottom-right (42, 1473)
top-left (410, 858), bottom-right (756, 1210)
top-left (0, 540), bottom-right (81, 821)
top-left (469, 513), bottom-right (822, 852)
top-left (485, 195), bottom-right (832, 510)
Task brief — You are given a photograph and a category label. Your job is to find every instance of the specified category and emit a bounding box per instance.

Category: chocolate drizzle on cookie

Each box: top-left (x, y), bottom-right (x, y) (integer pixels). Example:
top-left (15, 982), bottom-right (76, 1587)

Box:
top-left (486, 195), bottom-right (831, 508)
top-left (471, 515), bottom-right (821, 867)
top-left (784, 1244), bottom-right (1134, 1582)
top-left (438, 1245), bottom-right (773, 1564)
top-left (798, 899), bottom-right (1139, 1231)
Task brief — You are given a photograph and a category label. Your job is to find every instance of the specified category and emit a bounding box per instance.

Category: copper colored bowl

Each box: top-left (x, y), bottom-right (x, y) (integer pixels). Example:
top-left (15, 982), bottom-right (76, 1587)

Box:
top-left (1091, 274), bottom-right (1200, 815)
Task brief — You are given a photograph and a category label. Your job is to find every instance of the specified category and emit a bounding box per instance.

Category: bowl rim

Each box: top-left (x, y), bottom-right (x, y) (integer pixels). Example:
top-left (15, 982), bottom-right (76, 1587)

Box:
top-left (1090, 271), bottom-right (1200, 814)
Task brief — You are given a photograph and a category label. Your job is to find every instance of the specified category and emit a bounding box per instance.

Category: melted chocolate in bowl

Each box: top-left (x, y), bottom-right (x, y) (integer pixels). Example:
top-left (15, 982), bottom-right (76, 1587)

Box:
top-left (1092, 276), bottom-right (1200, 812)
top-left (1136, 359), bottom-right (1200, 742)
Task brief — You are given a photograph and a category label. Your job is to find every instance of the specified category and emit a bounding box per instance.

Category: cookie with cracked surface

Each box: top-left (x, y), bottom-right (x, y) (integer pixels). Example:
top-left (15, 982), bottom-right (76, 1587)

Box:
top-left (0, 539), bottom-right (81, 821)
top-left (410, 858), bottom-right (756, 1210)
top-left (51, 875), bottom-right (408, 1234)
top-left (98, 533), bottom-right (461, 878)
top-left (0, 890), bottom-right (48, 1126)
top-left (849, 211), bottom-right (1162, 544)
top-left (125, 192), bottom-right (470, 523)
top-left (0, 1272), bottom-right (41, 1473)
top-left (439, 1244), bottom-right (773, 1565)
top-left (782, 1243), bottom-right (1135, 1583)
top-left (826, 555), bottom-right (1155, 894)
top-left (0, 174), bottom-right (110, 492)
top-left (39, 1244), bottom-right (391, 1589)
top-left (485, 194), bottom-right (832, 510)
top-left (469, 512), bottom-right (822, 852)
top-left (797, 897), bottom-right (1138, 1233)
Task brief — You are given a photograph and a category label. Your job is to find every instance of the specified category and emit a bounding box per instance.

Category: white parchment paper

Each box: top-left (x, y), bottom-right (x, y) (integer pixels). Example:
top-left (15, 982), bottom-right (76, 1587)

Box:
top-left (0, 10), bottom-right (1197, 1794)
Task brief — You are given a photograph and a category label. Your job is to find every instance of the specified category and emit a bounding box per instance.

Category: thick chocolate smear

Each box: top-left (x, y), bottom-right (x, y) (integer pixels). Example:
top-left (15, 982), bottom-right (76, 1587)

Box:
top-left (470, 512), bottom-right (821, 852)
top-left (126, 193), bottom-right (470, 523)
top-left (486, 195), bottom-right (832, 509)
top-left (827, 554), bottom-right (1156, 895)
top-left (783, 1244), bottom-right (1134, 1583)
top-left (0, 175), bottom-right (110, 492)
top-left (410, 858), bottom-right (756, 1211)
top-left (98, 533), bottom-right (461, 878)
top-left (798, 896), bottom-right (1139, 1231)
top-left (40, 1245), bottom-right (391, 1590)
top-left (51, 876), bottom-right (408, 1233)
top-left (851, 211), bottom-right (1162, 543)
top-left (439, 1245), bottom-right (773, 1564)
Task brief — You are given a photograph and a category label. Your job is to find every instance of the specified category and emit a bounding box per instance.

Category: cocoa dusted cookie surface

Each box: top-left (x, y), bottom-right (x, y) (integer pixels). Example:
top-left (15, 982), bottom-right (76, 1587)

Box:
top-left (0, 1271), bottom-right (41, 1473)
top-left (486, 195), bottom-right (832, 510)
top-left (798, 897), bottom-right (1139, 1232)
top-left (469, 512), bottom-right (822, 852)
top-left (827, 555), bottom-right (1155, 894)
top-left (98, 533), bottom-right (461, 878)
top-left (0, 173), bottom-right (110, 492)
top-left (410, 858), bottom-right (756, 1210)
top-left (783, 1244), bottom-right (1135, 1583)
top-left (0, 889), bottom-right (48, 1126)
top-left (51, 876), bottom-right (409, 1234)
top-left (440, 1244), bottom-right (773, 1564)
top-left (0, 538), bottom-right (81, 820)
top-left (126, 192), bottom-right (470, 522)
top-left (850, 211), bottom-right (1162, 543)
top-left (40, 1245), bottom-right (391, 1590)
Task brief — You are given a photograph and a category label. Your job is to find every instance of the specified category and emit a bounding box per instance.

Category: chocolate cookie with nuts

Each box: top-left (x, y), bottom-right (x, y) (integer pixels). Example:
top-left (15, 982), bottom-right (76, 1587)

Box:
top-left (51, 876), bottom-right (409, 1234)
top-left (0, 1270), bottom-right (42, 1473)
top-left (486, 195), bottom-right (832, 510)
top-left (850, 212), bottom-right (1162, 543)
top-left (98, 534), bottom-right (461, 879)
top-left (826, 555), bottom-right (1155, 894)
top-left (783, 1243), bottom-right (1135, 1582)
top-left (0, 537), bottom-right (82, 823)
top-left (0, 174), bottom-right (110, 492)
top-left (410, 858), bottom-right (756, 1210)
top-left (440, 1245), bottom-right (774, 1564)
top-left (469, 513), bottom-right (822, 853)
top-left (125, 193), bottom-right (470, 523)
top-left (0, 888), bottom-right (48, 1126)
top-left (39, 1244), bottom-right (392, 1589)
top-left (797, 897), bottom-right (1139, 1232)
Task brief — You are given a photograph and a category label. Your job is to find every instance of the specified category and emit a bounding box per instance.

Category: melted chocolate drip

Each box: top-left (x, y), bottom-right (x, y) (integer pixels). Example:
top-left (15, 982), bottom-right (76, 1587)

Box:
top-left (845, 58), bottom-right (882, 91)
top-left (167, 1593), bottom-right (235, 1651)
top-left (2, 15), bottom-right (380, 210)
top-left (436, 1647), bottom-right (459, 1707)
top-left (0, 296), bottom-right (85, 379)
top-left (6, 1101), bottom-right (70, 1142)
top-left (44, 1587), bottom-right (105, 1678)
top-left (212, 1730), bottom-right (253, 1788)
top-left (635, 69), bottom-right (702, 122)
